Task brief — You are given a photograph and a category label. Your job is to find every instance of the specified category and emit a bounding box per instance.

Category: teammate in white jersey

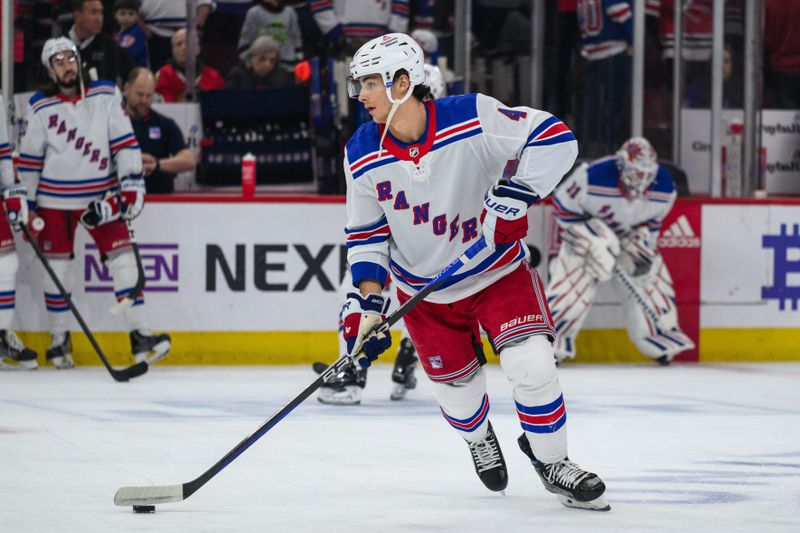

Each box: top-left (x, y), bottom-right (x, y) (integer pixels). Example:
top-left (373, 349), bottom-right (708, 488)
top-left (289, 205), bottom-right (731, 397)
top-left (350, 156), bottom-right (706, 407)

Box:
top-left (0, 96), bottom-right (39, 369)
top-left (340, 33), bottom-right (609, 511)
top-left (546, 137), bottom-right (695, 365)
top-left (17, 37), bottom-right (170, 369)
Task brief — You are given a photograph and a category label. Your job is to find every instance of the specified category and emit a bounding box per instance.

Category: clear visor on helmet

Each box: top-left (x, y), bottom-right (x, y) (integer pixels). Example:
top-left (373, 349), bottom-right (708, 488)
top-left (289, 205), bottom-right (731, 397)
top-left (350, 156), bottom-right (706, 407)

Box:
top-left (347, 76), bottom-right (389, 99)
top-left (50, 51), bottom-right (78, 69)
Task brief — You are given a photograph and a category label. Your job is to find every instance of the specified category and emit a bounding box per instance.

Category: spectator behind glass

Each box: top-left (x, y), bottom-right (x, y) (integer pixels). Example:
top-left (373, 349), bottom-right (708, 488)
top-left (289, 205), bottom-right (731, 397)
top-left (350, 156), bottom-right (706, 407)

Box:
top-left (155, 28), bottom-right (225, 102)
top-left (685, 47), bottom-right (742, 109)
top-left (139, 0), bottom-right (214, 71)
top-left (125, 67), bottom-right (196, 193)
top-left (114, 0), bottom-right (149, 67)
top-left (68, 0), bottom-right (134, 86)
top-left (765, 0), bottom-right (800, 109)
top-left (238, 0), bottom-right (304, 71)
top-left (226, 35), bottom-right (296, 90)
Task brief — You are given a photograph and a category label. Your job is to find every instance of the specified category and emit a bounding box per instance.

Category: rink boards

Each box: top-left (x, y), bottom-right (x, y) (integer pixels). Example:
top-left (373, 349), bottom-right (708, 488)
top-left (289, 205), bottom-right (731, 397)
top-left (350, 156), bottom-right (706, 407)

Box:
top-left (15, 196), bottom-right (800, 365)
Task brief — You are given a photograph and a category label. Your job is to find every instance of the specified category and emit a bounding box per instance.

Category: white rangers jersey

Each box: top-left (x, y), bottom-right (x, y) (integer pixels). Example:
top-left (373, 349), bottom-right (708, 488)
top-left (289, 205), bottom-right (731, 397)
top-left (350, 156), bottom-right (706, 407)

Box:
top-left (18, 80), bottom-right (142, 211)
top-left (0, 96), bottom-right (14, 188)
top-left (344, 93), bottom-right (578, 304)
top-left (552, 156), bottom-right (677, 238)
top-left (311, 0), bottom-right (409, 39)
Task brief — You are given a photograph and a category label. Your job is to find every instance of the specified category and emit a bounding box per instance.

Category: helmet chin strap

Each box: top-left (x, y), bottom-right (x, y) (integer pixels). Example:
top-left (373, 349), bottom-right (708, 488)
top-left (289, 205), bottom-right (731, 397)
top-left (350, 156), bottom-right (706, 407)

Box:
top-left (378, 84), bottom-right (414, 157)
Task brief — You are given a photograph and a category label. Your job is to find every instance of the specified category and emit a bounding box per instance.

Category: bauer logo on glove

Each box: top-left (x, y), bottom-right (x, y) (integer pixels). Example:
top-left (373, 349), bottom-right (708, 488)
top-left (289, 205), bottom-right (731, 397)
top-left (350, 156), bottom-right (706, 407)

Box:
top-left (341, 292), bottom-right (392, 368)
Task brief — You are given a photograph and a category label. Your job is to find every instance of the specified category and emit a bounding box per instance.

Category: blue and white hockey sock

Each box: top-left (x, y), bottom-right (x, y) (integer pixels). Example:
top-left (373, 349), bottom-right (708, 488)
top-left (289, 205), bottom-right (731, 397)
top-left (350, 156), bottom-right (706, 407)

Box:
top-left (107, 250), bottom-right (147, 332)
top-left (430, 366), bottom-right (490, 443)
top-left (0, 251), bottom-right (19, 331)
top-left (500, 335), bottom-right (568, 464)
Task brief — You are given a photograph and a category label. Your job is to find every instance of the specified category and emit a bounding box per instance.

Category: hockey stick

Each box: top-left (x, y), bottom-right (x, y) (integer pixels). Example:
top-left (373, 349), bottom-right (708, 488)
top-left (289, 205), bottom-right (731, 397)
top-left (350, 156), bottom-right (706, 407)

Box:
top-left (113, 237), bottom-right (489, 508)
top-left (20, 223), bottom-right (148, 382)
top-left (613, 266), bottom-right (661, 326)
top-left (110, 220), bottom-right (145, 315)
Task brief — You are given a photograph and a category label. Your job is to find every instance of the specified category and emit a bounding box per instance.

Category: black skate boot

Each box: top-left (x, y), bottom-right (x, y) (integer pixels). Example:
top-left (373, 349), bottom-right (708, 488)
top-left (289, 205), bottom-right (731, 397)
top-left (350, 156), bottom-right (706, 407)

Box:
top-left (390, 337), bottom-right (418, 400)
top-left (466, 421), bottom-right (508, 492)
top-left (130, 330), bottom-right (171, 365)
top-left (0, 330), bottom-right (38, 370)
top-left (318, 363), bottom-right (367, 405)
top-left (46, 332), bottom-right (73, 369)
top-left (517, 434), bottom-right (610, 511)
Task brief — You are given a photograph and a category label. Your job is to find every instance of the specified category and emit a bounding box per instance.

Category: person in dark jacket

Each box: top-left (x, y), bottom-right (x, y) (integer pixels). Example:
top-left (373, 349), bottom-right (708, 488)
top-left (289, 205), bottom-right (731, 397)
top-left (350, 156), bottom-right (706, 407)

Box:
top-left (225, 36), bottom-right (296, 90)
top-left (68, 0), bottom-right (134, 86)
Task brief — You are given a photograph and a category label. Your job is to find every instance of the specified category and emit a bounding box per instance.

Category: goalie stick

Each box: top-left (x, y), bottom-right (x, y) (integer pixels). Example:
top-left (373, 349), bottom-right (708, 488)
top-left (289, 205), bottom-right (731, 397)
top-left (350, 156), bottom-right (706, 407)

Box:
top-left (110, 220), bottom-right (145, 315)
top-left (113, 237), bottom-right (489, 508)
top-left (20, 223), bottom-right (148, 382)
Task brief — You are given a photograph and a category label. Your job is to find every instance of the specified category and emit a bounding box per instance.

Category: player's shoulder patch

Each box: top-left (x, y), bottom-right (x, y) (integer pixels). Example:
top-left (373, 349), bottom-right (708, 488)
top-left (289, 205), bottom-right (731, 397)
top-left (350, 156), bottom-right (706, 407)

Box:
top-left (648, 165), bottom-right (676, 195)
top-left (433, 93), bottom-right (478, 131)
top-left (497, 108), bottom-right (528, 121)
top-left (29, 91), bottom-right (61, 114)
top-left (586, 156), bottom-right (620, 188)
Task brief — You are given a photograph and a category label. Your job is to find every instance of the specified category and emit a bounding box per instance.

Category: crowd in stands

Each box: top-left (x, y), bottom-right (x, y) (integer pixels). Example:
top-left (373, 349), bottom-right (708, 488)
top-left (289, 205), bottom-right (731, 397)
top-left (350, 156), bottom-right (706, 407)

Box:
top-left (1, 0), bottom-right (798, 187)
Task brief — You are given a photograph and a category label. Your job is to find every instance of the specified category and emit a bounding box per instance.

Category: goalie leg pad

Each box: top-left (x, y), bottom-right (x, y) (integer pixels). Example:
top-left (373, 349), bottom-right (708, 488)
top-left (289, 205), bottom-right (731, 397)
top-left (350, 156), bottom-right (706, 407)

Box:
top-left (617, 256), bottom-right (695, 360)
top-left (546, 247), bottom-right (601, 362)
top-left (500, 335), bottom-right (568, 464)
top-left (107, 250), bottom-right (147, 331)
top-left (430, 367), bottom-right (491, 443)
top-left (0, 251), bottom-right (19, 331)
top-left (43, 258), bottom-right (73, 335)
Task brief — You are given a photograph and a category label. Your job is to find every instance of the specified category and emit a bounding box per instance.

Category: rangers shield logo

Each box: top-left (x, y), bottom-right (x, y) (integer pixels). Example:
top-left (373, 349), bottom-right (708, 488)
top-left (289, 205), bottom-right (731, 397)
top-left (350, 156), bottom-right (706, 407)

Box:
top-left (429, 356), bottom-right (443, 369)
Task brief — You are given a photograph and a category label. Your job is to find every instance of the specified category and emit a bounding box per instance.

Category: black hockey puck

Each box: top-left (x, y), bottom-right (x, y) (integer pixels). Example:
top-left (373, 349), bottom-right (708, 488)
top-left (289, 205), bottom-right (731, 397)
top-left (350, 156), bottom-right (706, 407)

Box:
top-left (132, 505), bottom-right (155, 513)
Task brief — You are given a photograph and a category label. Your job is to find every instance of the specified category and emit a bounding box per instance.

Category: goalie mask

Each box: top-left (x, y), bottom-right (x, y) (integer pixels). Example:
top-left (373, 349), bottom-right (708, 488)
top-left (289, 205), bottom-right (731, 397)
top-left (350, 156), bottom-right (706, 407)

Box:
top-left (348, 33), bottom-right (426, 152)
top-left (616, 137), bottom-right (658, 197)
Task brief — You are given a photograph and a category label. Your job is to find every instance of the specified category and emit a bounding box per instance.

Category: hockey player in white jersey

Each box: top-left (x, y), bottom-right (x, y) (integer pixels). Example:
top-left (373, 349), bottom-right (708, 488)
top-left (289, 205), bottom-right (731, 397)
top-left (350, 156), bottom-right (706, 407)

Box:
top-left (0, 96), bottom-right (39, 369)
top-left (340, 33), bottom-right (609, 511)
top-left (547, 137), bottom-right (695, 365)
top-left (17, 37), bottom-right (170, 369)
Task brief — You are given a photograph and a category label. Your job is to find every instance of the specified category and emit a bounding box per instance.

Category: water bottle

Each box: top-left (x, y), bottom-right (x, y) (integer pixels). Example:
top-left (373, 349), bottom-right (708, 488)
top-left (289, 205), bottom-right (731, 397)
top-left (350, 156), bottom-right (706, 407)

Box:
top-left (241, 152), bottom-right (256, 197)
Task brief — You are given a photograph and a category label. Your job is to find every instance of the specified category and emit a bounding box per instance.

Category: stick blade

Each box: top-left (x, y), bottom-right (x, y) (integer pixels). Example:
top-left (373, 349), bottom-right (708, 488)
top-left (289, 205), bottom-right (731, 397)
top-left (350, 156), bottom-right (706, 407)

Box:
top-left (112, 361), bottom-right (149, 382)
top-left (114, 484), bottom-right (184, 506)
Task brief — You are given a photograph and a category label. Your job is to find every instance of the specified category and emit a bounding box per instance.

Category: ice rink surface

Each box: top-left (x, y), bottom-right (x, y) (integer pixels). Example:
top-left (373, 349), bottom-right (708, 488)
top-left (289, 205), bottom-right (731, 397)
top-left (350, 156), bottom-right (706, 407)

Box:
top-left (2, 362), bottom-right (799, 533)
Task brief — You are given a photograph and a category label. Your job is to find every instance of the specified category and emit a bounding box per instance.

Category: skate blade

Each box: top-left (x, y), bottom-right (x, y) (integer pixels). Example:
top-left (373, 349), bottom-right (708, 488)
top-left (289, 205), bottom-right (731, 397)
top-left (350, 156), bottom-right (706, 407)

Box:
top-left (390, 383), bottom-right (408, 401)
top-left (135, 340), bottom-right (171, 366)
top-left (317, 386), bottom-right (362, 406)
top-left (557, 493), bottom-right (611, 512)
top-left (0, 358), bottom-right (38, 370)
top-left (49, 356), bottom-right (74, 369)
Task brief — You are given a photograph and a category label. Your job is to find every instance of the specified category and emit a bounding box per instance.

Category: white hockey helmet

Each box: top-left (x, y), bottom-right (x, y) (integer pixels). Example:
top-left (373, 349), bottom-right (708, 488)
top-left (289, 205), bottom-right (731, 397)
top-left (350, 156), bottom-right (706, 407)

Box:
top-left (348, 33), bottom-right (426, 104)
top-left (411, 29), bottom-right (439, 54)
top-left (616, 137), bottom-right (659, 196)
top-left (424, 63), bottom-right (446, 100)
top-left (41, 37), bottom-right (79, 70)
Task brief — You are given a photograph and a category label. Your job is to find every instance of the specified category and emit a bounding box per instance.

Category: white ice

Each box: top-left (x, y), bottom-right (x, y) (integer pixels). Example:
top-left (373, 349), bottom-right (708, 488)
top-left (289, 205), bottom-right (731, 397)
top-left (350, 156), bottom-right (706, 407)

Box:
top-left (2, 363), bottom-right (800, 533)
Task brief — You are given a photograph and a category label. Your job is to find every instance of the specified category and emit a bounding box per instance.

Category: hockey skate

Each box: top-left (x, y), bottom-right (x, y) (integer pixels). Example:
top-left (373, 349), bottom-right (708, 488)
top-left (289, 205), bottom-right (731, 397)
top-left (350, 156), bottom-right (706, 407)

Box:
top-left (466, 421), bottom-right (508, 492)
top-left (317, 364), bottom-right (367, 405)
top-left (130, 330), bottom-right (171, 365)
top-left (0, 330), bottom-right (38, 370)
top-left (517, 434), bottom-right (610, 511)
top-left (46, 332), bottom-right (74, 369)
top-left (390, 338), bottom-right (418, 401)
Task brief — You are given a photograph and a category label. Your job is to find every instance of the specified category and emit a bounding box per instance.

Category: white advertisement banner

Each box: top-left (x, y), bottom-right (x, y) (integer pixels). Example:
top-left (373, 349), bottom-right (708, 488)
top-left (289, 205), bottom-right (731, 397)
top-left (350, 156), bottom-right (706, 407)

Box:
top-left (681, 109), bottom-right (800, 195)
top-left (701, 204), bottom-right (800, 327)
top-left (12, 202), bottom-right (553, 333)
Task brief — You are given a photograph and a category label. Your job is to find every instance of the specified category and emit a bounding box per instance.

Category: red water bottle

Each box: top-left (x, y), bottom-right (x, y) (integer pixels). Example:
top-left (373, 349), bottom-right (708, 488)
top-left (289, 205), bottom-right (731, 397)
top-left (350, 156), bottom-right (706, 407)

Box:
top-left (241, 153), bottom-right (256, 197)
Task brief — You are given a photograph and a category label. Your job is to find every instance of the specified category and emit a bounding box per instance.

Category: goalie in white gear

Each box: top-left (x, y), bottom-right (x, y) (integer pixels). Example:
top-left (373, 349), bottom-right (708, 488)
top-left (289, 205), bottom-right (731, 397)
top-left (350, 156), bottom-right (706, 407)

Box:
top-left (17, 38), bottom-right (171, 369)
top-left (546, 137), bottom-right (695, 365)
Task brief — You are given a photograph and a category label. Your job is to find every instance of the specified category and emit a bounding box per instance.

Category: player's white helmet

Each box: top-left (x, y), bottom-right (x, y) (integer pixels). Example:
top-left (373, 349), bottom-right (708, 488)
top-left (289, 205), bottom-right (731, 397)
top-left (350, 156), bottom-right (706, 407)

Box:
top-left (411, 29), bottom-right (439, 54)
top-left (348, 33), bottom-right (425, 104)
top-left (424, 64), bottom-right (446, 100)
top-left (41, 37), bottom-right (79, 70)
top-left (617, 137), bottom-right (658, 196)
